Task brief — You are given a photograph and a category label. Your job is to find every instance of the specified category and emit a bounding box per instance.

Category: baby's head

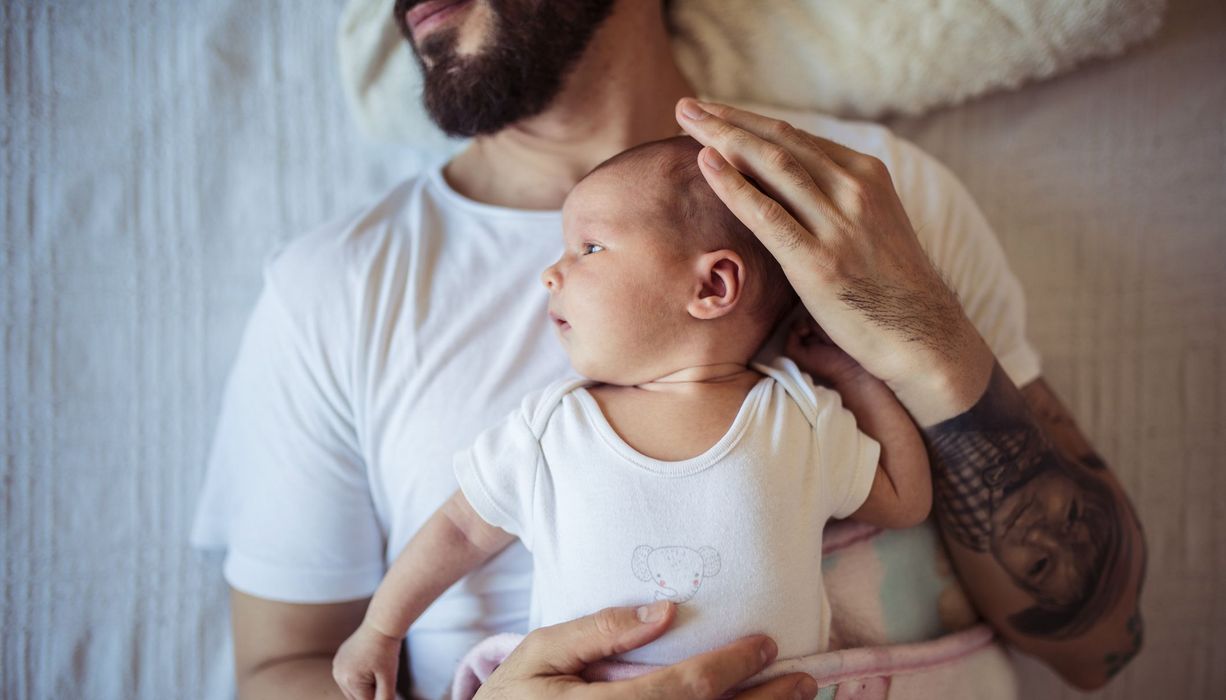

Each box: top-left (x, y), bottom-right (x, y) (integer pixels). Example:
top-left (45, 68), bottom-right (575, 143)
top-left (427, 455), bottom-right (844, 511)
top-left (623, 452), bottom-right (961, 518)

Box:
top-left (542, 135), bottom-right (798, 384)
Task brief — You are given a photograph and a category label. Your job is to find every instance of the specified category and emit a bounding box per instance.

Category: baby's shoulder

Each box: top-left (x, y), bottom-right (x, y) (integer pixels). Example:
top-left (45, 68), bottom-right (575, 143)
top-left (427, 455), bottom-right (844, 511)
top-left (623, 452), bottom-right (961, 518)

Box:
top-left (753, 356), bottom-right (848, 427)
top-left (515, 375), bottom-right (594, 437)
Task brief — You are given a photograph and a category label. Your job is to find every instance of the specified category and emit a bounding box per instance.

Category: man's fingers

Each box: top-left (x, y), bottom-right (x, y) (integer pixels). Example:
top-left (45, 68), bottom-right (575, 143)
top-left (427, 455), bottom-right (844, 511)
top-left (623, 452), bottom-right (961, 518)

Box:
top-left (613, 634), bottom-right (780, 700)
top-left (692, 99), bottom-right (870, 173)
top-left (695, 147), bottom-right (827, 288)
top-left (676, 99), bottom-right (839, 233)
top-left (677, 98), bottom-right (862, 205)
top-left (507, 601), bottom-right (676, 676)
top-left (737, 672), bottom-right (820, 700)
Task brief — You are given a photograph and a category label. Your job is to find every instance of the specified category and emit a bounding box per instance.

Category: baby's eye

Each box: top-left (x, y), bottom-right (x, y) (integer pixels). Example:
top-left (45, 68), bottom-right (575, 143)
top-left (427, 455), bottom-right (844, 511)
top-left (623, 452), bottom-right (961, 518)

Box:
top-left (581, 242), bottom-right (605, 255)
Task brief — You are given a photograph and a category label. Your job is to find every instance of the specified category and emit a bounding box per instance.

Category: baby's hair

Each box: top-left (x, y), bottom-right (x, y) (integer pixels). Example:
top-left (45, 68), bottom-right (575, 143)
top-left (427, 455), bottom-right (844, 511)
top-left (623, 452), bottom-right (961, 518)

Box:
top-left (583, 135), bottom-right (799, 337)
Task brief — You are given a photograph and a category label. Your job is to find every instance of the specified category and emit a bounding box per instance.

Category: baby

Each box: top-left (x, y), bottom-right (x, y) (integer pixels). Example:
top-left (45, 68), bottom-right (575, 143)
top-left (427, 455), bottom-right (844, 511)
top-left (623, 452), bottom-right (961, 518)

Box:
top-left (333, 136), bottom-right (933, 697)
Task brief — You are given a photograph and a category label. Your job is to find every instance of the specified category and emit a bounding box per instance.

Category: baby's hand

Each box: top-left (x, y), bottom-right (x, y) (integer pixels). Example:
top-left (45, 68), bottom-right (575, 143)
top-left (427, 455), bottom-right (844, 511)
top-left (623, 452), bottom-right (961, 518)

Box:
top-left (332, 622), bottom-right (403, 700)
top-left (785, 314), bottom-right (873, 387)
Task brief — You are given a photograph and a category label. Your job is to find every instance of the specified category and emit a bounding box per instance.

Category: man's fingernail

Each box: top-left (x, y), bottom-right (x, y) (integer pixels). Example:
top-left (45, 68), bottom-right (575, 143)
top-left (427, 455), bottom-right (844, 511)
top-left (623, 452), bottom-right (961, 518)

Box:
top-left (637, 600), bottom-right (667, 623)
top-left (760, 638), bottom-right (778, 664)
top-left (681, 100), bottom-right (708, 120)
top-left (793, 676), bottom-right (818, 699)
top-left (702, 147), bottom-right (725, 171)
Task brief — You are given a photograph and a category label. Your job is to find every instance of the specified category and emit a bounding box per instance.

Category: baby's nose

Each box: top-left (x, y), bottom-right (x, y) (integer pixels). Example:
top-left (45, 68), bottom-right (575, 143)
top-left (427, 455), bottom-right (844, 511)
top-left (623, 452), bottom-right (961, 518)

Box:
top-left (540, 264), bottom-right (560, 291)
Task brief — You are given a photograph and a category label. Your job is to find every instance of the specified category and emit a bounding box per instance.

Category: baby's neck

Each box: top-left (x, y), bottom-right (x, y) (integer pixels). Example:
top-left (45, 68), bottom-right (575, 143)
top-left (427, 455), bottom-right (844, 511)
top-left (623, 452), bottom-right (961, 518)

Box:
top-left (631, 362), bottom-right (760, 394)
top-left (587, 362), bottom-right (765, 462)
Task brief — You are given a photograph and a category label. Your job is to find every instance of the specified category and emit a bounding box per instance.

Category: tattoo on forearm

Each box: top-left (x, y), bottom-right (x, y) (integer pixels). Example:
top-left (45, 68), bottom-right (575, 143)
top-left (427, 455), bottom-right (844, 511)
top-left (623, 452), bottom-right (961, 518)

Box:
top-left (1105, 611), bottom-right (1144, 678)
top-left (1078, 452), bottom-right (1108, 471)
top-left (923, 364), bottom-right (1130, 639)
top-left (1021, 378), bottom-right (1109, 471)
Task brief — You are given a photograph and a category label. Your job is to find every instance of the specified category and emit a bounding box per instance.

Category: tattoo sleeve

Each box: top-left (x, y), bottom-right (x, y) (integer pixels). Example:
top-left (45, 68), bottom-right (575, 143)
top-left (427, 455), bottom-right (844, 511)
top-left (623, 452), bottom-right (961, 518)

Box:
top-left (923, 363), bottom-right (1139, 640)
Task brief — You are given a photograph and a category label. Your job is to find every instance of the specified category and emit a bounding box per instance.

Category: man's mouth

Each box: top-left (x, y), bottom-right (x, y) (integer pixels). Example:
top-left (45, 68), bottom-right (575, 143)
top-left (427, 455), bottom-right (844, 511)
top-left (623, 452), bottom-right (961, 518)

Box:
top-left (405, 0), bottom-right (473, 38)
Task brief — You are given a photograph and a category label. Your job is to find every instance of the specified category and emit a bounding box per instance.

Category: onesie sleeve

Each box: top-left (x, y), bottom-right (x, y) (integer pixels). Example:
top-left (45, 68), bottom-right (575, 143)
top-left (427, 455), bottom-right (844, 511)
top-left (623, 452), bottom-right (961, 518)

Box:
top-left (810, 384), bottom-right (882, 520)
top-left (453, 409), bottom-right (544, 549)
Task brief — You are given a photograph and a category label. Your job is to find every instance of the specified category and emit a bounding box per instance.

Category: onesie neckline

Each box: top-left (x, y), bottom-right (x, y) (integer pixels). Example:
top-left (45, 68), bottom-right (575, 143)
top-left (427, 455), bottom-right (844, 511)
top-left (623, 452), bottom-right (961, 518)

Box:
top-left (572, 373), bottom-right (774, 477)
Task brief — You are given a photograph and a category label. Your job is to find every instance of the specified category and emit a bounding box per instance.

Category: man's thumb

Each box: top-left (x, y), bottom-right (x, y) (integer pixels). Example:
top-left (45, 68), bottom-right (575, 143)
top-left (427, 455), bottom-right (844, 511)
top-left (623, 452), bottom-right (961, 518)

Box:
top-left (514, 601), bottom-right (676, 675)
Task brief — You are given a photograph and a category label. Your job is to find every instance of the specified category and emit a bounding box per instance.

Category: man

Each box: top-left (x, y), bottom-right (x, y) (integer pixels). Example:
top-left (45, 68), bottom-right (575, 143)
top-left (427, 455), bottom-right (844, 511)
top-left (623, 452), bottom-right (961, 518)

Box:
top-left (191, 0), bottom-right (1145, 697)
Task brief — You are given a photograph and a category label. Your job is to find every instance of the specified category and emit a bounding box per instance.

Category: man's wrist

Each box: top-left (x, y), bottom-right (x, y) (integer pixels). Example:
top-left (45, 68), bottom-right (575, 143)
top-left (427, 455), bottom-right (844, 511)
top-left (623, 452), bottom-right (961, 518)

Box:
top-left (887, 334), bottom-right (996, 428)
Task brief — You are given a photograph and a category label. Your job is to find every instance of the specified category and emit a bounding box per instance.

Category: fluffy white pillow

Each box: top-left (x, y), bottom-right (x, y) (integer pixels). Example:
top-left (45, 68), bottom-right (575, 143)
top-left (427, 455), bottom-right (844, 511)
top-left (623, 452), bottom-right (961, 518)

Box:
top-left (338, 0), bottom-right (1166, 148)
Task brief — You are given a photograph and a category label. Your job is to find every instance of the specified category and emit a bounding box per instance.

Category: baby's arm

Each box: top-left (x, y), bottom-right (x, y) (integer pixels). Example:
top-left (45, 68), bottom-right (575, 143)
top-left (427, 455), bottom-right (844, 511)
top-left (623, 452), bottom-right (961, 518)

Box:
top-left (830, 365), bottom-right (933, 528)
top-left (332, 489), bottom-right (515, 699)
top-left (787, 322), bottom-right (932, 529)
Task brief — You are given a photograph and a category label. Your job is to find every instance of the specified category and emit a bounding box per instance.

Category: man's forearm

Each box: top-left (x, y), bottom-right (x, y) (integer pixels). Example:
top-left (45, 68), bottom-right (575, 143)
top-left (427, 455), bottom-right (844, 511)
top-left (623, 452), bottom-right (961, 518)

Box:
top-left (922, 362), bottom-right (1147, 690)
top-left (238, 655), bottom-right (347, 700)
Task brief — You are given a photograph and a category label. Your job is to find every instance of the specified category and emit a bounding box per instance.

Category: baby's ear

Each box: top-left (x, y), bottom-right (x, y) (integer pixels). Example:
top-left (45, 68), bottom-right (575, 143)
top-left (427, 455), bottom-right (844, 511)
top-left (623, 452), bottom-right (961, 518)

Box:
top-left (687, 249), bottom-right (745, 320)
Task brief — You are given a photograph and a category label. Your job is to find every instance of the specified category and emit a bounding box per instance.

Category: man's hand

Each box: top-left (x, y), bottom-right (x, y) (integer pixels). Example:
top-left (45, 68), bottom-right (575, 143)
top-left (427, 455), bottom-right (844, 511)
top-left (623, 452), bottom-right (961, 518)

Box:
top-left (476, 600), bottom-right (818, 699)
top-left (675, 97), bottom-right (994, 427)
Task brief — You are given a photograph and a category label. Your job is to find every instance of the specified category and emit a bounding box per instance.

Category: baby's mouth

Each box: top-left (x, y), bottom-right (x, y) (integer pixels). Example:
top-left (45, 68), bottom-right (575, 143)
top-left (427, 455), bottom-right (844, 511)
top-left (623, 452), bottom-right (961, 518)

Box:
top-left (548, 311), bottom-right (570, 331)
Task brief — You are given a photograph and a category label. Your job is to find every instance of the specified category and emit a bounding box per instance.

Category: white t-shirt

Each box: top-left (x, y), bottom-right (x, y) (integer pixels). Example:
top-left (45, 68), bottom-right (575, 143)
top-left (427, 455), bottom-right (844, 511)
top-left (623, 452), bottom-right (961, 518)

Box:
top-left (455, 356), bottom-right (880, 665)
top-left (190, 104), bottom-right (1041, 700)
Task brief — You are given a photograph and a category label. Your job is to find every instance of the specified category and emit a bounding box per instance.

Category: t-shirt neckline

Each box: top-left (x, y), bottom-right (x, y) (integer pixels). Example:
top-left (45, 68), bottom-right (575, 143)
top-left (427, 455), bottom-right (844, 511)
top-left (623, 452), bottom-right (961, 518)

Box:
top-left (426, 162), bottom-right (563, 220)
top-left (573, 374), bottom-right (773, 477)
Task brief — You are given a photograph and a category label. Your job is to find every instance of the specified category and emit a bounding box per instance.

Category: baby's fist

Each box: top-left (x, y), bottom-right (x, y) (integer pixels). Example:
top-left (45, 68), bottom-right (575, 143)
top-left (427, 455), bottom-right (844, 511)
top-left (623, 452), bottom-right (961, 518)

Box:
top-left (332, 623), bottom-right (403, 700)
top-left (786, 314), bottom-right (871, 387)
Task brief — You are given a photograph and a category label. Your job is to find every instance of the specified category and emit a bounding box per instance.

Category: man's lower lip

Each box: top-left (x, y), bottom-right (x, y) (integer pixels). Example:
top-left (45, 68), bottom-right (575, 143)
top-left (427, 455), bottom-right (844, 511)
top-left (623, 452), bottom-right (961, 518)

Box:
top-left (410, 0), bottom-right (472, 38)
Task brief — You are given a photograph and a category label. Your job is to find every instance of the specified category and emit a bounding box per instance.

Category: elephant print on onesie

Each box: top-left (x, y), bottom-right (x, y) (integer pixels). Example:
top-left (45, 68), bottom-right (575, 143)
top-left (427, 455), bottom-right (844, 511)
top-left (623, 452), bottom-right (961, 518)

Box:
top-left (632, 544), bottom-right (721, 603)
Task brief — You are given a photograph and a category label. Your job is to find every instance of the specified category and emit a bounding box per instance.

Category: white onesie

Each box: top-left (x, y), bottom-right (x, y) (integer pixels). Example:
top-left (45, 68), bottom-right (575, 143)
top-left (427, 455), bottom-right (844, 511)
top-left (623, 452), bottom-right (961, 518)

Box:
top-left (453, 356), bottom-right (880, 665)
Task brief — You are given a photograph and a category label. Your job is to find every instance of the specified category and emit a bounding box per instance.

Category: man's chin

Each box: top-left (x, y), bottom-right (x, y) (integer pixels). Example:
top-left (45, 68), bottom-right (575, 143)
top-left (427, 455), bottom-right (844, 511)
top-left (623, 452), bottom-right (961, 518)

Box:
top-left (407, 0), bottom-right (618, 136)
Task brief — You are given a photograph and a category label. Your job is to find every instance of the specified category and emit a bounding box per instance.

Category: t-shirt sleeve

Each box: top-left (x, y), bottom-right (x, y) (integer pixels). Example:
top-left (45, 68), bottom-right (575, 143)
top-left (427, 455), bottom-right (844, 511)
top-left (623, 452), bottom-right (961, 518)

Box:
top-left (890, 137), bottom-right (1043, 388)
top-left (810, 384), bottom-right (882, 520)
top-left (453, 409), bottom-right (543, 549)
top-left (189, 266), bottom-right (384, 603)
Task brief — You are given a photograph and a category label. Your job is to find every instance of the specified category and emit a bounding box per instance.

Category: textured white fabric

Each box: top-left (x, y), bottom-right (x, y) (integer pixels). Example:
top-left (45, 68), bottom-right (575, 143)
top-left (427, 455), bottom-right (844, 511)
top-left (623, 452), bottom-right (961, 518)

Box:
top-left (338, 0), bottom-right (1167, 147)
top-left (188, 103), bottom-right (1040, 699)
top-left (454, 357), bottom-right (880, 664)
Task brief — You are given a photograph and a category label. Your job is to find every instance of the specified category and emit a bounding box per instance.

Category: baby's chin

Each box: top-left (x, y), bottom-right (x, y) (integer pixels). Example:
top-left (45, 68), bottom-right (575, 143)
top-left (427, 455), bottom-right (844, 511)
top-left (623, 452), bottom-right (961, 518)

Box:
top-left (570, 363), bottom-right (631, 386)
top-left (568, 356), bottom-right (645, 387)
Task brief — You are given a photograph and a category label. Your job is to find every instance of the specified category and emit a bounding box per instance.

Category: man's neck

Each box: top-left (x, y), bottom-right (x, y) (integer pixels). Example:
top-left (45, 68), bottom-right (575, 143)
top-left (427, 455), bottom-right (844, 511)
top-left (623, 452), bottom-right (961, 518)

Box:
top-left (443, 2), bottom-right (696, 211)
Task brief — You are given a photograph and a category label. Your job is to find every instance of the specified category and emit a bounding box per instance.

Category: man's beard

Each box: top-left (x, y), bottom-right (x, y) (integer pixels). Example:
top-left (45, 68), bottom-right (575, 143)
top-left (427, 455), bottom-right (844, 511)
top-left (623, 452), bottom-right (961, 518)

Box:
top-left (393, 0), bottom-right (617, 137)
